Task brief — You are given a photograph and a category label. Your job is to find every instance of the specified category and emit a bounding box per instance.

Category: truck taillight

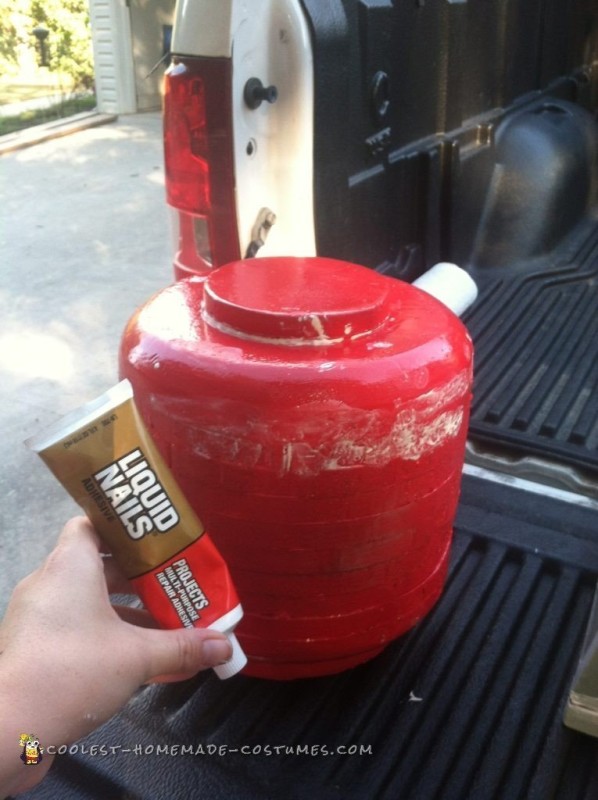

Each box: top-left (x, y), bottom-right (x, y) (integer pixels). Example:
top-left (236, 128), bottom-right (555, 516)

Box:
top-left (163, 57), bottom-right (240, 279)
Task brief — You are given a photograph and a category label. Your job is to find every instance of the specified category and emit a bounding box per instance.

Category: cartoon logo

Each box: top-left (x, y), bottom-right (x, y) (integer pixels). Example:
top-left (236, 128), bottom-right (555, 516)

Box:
top-left (19, 733), bottom-right (43, 766)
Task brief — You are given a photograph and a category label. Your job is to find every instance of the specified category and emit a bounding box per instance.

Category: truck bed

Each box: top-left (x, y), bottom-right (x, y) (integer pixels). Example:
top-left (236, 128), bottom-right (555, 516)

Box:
top-left (23, 475), bottom-right (598, 800)
top-left (467, 227), bottom-right (598, 476)
top-left (19, 2), bottom-right (598, 797)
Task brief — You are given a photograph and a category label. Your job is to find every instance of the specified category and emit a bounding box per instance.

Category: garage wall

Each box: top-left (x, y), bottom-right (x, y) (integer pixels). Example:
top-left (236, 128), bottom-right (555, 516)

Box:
top-left (129, 0), bottom-right (175, 111)
top-left (88, 0), bottom-right (175, 114)
top-left (88, 0), bottom-right (136, 114)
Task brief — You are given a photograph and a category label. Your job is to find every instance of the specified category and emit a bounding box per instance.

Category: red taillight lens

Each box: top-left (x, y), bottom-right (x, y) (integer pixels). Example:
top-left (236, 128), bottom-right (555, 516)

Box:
top-left (163, 57), bottom-right (240, 278)
top-left (164, 63), bottom-right (210, 214)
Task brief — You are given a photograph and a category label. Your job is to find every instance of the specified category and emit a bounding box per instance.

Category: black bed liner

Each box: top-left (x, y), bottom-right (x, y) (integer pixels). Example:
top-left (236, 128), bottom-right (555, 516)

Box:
top-left (466, 224), bottom-right (598, 474)
top-left (22, 475), bottom-right (598, 800)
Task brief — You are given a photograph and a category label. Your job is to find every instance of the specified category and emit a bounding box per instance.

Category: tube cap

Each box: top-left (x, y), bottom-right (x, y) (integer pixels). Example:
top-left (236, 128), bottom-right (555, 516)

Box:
top-left (213, 633), bottom-right (248, 680)
top-left (412, 262), bottom-right (478, 317)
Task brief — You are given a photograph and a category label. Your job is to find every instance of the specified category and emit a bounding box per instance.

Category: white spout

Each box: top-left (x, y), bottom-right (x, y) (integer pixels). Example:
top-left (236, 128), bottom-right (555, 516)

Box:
top-left (412, 262), bottom-right (478, 317)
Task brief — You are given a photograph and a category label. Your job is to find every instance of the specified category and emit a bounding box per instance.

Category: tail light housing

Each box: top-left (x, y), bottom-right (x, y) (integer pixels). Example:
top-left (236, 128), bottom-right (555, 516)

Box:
top-left (163, 57), bottom-right (240, 279)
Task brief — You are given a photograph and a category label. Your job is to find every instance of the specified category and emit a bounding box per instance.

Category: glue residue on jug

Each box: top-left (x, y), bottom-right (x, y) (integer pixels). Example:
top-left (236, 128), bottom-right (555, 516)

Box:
top-left (121, 257), bottom-right (473, 679)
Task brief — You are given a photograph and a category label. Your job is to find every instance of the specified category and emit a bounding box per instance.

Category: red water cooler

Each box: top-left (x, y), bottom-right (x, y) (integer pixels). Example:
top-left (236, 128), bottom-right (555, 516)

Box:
top-left (120, 257), bottom-right (474, 679)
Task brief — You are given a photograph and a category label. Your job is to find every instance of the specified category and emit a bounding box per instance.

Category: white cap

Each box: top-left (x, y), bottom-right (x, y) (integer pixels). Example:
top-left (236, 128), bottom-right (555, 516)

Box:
top-left (412, 262), bottom-right (478, 317)
top-left (213, 633), bottom-right (248, 679)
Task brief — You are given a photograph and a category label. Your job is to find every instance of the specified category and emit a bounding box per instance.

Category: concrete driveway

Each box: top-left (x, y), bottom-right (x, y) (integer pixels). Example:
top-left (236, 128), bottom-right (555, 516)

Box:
top-left (0, 112), bottom-right (173, 615)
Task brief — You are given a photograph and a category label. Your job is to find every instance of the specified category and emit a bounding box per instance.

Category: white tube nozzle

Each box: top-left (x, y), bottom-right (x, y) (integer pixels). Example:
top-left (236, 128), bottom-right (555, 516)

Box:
top-left (412, 262), bottom-right (478, 317)
top-left (212, 633), bottom-right (248, 679)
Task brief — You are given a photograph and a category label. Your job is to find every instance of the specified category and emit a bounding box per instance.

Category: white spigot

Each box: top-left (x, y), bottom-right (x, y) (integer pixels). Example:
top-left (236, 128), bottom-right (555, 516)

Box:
top-left (412, 262), bottom-right (478, 317)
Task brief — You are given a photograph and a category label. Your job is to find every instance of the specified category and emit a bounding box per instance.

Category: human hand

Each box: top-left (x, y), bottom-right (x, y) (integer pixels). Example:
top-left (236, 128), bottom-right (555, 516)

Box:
top-left (0, 516), bottom-right (232, 796)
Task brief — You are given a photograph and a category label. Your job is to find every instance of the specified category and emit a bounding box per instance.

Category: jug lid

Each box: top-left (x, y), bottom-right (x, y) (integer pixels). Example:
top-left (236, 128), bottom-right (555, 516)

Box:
top-left (202, 257), bottom-right (391, 345)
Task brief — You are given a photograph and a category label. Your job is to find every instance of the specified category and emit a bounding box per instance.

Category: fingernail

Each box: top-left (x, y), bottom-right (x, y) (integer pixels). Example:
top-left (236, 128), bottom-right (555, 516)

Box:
top-left (202, 637), bottom-right (233, 666)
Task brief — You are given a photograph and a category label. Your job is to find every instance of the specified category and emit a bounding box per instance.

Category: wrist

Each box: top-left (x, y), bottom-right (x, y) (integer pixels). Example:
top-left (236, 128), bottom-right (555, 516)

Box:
top-left (0, 660), bottom-right (56, 797)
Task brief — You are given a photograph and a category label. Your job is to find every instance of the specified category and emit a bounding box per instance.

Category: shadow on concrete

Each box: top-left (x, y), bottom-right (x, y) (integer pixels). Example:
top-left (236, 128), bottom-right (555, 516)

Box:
top-left (0, 112), bottom-right (173, 613)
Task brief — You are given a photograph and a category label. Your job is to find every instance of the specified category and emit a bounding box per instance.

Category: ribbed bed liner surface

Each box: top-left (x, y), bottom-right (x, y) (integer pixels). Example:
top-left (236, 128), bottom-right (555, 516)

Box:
top-left (465, 227), bottom-right (598, 472)
top-left (22, 476), bottom-right (598, 800)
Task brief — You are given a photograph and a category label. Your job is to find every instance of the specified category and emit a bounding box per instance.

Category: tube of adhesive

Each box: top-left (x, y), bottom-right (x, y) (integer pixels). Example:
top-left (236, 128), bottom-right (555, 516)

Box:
top-left (25, 379), bottom-right (247, 679)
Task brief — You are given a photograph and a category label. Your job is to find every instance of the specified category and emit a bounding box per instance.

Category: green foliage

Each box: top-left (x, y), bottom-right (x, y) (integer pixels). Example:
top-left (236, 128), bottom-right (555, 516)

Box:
top-left (29, 0), bottom-right (94, 90)
top-left (0, 0), bottom-right (94, 91)
top-left (0, 1), bottom-right (25, 73)
top-left (0, 92), bottom-right (96, 135)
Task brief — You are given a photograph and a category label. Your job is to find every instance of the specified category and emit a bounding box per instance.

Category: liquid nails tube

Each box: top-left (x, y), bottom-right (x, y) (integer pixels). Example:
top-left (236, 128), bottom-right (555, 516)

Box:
top-left (26, 380), bottom-right (247, 679)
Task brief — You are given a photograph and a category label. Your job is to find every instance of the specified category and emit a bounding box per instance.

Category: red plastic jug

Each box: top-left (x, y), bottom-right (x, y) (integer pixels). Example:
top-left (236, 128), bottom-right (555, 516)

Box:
top-left (120, 257), bottom-right (473, 679)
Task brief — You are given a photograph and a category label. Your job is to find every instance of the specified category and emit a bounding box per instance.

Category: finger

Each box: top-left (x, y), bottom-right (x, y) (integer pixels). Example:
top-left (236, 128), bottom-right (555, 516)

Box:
top-left (135, 627), bottom-right (233, 683)
top-left (39, 516), bottom-right (103, 585)
top-left (113, 605), bottom-right (157, 628)
top-left (148, 668), bottom-right (205, 684)
top-left (59, 515), bottom-right (101, 551)
top-left (103, 555), bottom-right (134, 595)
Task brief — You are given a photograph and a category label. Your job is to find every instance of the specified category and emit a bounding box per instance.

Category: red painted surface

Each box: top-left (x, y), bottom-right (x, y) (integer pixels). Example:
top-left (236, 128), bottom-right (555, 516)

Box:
top-left (120, 258), bottom-right (473, 679)
top-left (163, 56), bottom-right (240, 277)
top-left (131, 533), bottom-right (240, 633)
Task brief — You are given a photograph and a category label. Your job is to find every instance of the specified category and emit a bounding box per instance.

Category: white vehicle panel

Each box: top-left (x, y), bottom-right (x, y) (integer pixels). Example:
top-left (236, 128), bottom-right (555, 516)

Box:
top-left (172, 0), bottom-right (316, 259)
top-left (231, 0), bottom-right (316, 258)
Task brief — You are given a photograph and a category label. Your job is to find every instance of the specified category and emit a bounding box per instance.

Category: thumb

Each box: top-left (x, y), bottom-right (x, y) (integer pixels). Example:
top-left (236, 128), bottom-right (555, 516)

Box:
top-left (137, 627), bottom-right (233, 683)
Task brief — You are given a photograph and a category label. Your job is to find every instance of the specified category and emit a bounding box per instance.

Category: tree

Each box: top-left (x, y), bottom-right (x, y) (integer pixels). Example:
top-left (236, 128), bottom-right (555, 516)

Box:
top-left (0, 0), bottom-right (93, 92)
top-left (28, 0), bottom-right (94, 91)
top-left (0, 1), bottom-right (26, 76)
